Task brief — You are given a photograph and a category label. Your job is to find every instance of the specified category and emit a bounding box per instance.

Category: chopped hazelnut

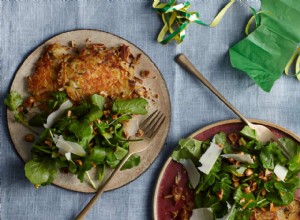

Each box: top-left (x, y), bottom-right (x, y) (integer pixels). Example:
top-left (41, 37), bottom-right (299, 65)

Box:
top-left (24, 134), bottom-right (35, 143)
top-left (228, 132), bottom-right (239, 144)
top-left (243, 186), bottom-right (251, 194)
top-left (140, 70), bottom-right (150, 78)
top-left (245, 168), bottom-right (254, 177)
top-left (135, 129), bottom-right (144, 137)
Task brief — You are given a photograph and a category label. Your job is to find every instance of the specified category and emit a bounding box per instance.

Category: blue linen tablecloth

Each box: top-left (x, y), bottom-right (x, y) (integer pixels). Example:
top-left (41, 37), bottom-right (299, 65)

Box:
top-left (1, 0), bottom-right (299, 219)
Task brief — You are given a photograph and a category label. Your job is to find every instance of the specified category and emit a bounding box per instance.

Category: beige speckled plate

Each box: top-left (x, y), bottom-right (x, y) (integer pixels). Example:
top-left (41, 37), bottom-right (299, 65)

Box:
top-left (7, 29), bottom-right (171, 193)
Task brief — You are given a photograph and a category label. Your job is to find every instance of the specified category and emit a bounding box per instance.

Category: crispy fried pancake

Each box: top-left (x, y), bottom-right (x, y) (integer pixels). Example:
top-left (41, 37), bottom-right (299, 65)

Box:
top-left (27, 44), bottom-right (71, 101)
top-left (251, 200), bottom-right (300, 220)
top-left (27, 43), bottom-right (139, 102)
top-left (59, 44), bottom-right (136, 101)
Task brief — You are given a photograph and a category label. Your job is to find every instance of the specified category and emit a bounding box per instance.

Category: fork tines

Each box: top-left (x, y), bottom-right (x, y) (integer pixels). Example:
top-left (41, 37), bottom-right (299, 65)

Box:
top-left (140, 110), bottom-right (166, 138)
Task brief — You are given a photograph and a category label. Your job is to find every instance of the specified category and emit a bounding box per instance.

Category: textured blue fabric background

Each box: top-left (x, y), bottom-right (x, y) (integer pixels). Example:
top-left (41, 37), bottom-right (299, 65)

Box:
top-left (1, 1), bottom-right (299, 219)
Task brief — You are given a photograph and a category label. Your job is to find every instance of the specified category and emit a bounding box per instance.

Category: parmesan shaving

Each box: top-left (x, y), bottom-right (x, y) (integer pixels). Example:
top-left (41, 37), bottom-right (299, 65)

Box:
top-left (190, 207), bottom-right (214, 220)
top-left (54, 135), bottom-right (86, 160)
top-left (179, 159), bottom-right (200, 189)
top-left (44, 100), bottom-right (73, 128)
top-left (198, 142), bottom-right (222, 175)
top-left (274, 164), bottom-right (288, 182)
top-left (221, 154), bottom-right (254, 164)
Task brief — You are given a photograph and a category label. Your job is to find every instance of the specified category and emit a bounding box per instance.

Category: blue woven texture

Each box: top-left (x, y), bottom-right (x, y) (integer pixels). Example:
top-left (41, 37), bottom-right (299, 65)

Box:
top-left (1, 1), bottom-right (299, 219)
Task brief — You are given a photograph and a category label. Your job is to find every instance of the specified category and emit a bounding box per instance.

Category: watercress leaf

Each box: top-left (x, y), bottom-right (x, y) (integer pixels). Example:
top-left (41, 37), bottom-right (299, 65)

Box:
top-left (212, 180), bottom-right (232, 201)
top-left (114, 146), bottom-right (128, 160)
top-left (84, 107), bottom-right (103, 122)
top-left (90, 146), bottom-right (106, 164)
top-left (240, 126), bottom-right (257, 140)
top-left (196, 172), bottom-right (216, 192)
top-left (274, 182), bottom-right (295, 205)
top-left (52, 91), bottom-right (67, 104)
top-left (234, 186), bottom-right (257, 209)
top-left (179, 138), bottom-right (203, 159)
top-left (121, 154), bottom-right (140, 170)
top-left (111, 114), bottom-right (132, 125)
top-left (210, 201), bottom-right (228, 218)
top-left (106, 148), bottom-right (120, 168)
top-left (112, 98), bottom-right (148, 115)
top-left (280, 137), bottom-right (300, 156)
top-left (97, 164), bottom-right (106, 182)
top-left (222, 165), bottom-right (247, 177)
top-left (4, 91), bottom-right (23, 111)
top-left (234, 209), bottom-right (252, 220)
top-left (69, 103), bottom-right (90, 116)
top-left (24, 158), bottom-right (58, 186)
top-left (47, 92), bottom-right (67, 111)
top-left (289, 153), bottom-right (300, 172)
top-left (29, 113), bottom-right (47, 127)
top-left (213, 132), bottom-right (232, 153)
top-left (90, 94), bottom-right (105, 110)
top-left (224, 204), bottom-right (238, 220)
top-left (266, 192), bottom-right (286, 206)
top-left (259, 145), bottom-right (275, 170)
top-left (69, 120), bottom-right (94, 140)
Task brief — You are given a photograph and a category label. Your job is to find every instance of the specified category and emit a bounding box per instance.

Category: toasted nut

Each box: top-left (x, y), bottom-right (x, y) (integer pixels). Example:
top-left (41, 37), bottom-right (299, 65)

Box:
top-left (24, 134), bottom-right (35, 142)
top-left (233, 181), bottom-right (239, 188)
top-left (265, 169), bottom-right (272, 178)
top-left (23, 96), bottom-right (35, 108)
top-left (232, 175), bottom-right (239, 182)
top-left (44, 140), bottom-right (52, 147)
top-left (140, 70), bottom-right (150, 78)
top-left (67, 110), bottom-right (72, 117)
top-left (243, 186), bottom-right (251, 194)
top-left (75, 160), bottom-right (83, 166)
top-left (135, 129), bottom-right (144, 137)
top-left (261, 188), bottom-right (267, 197)
top-left (240, 198), bottom-right (246, 204)
top-left (217, 189), bottom-right (224, 200)
top-left (270, 203), bottom-right (276, 212)
top-left (112, 114), bottom-right (118, 120)
top-left (228, 133), bottom-right (239, 143)
top-left (250, 182), bottom-right (257, 192)
top-left (245, 168), bottom-right (254, 177)
top-left (228, 157), bottom-right (235, 163)
top-left (260, 207), bottom-right (267, 212)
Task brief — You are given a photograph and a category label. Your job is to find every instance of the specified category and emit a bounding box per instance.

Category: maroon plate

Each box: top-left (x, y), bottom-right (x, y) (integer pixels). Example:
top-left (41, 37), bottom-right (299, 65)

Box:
top-left (153, 119), bottom-right (300, 220)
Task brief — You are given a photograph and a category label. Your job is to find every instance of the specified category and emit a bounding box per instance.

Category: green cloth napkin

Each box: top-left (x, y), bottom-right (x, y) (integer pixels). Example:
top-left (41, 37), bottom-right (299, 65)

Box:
top-left (229, 0), bottom-right (300, 92)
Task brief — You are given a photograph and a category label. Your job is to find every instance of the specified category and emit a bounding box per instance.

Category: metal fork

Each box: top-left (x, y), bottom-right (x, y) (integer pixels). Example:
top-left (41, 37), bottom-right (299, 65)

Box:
top-left (175, 53), bottom-right (291, 158)
top-left (75, 110), bottom-right (166, 220)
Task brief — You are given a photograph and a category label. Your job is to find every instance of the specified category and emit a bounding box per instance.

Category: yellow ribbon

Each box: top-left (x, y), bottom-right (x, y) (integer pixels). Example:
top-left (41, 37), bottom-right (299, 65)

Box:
top-left (284, 47), bottom-right (300, 81)
top-left (153, 0), bottom-right (236, 44)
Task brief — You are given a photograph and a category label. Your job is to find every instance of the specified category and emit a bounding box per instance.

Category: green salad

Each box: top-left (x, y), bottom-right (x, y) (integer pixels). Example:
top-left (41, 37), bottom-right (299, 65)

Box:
top-left (5, 91), bottom-right (148, 189)
top-left (172, 126), bottom-right (300, 220)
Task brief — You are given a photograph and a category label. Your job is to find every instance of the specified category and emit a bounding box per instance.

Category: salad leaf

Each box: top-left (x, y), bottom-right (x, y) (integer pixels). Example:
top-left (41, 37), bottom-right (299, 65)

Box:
top-left (172, 138), bottom-right (203, 163)
top-left (90, 94), bottom-right (105, 110)
top-left (121, 154), bottom-right (140, 170)
top-left (289, 153), bottom-right (300, 172)
top-left (240, 126), bottom-right (257, 140)
top-left (24, 158), bottom-right (58, 186)
top-left (28, 113), bottom-right (46, 127)
top-left (112, 98), bottom-right (148, 115)
top-left (84, 107), bottom-right (103, 122)
top-left (4, 91), bottom-right (23, 111)
top-left (90, 146), bottom-right (106, 164)
top-left (47, 91), bottom-right (67, 111)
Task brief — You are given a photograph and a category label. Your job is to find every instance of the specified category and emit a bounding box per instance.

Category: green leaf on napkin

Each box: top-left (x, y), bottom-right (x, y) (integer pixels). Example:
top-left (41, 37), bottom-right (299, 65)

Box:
top-left (229, 0), bottom-right (300, 92)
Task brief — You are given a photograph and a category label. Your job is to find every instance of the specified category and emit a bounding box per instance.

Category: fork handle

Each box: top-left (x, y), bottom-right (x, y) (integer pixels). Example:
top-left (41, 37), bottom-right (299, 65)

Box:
top-left (75, 152), bottom-right (132, 220)
top-left (175, 54), bottom-right (251, 125)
